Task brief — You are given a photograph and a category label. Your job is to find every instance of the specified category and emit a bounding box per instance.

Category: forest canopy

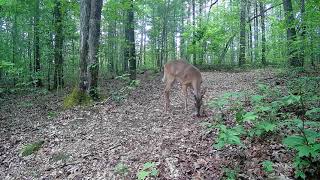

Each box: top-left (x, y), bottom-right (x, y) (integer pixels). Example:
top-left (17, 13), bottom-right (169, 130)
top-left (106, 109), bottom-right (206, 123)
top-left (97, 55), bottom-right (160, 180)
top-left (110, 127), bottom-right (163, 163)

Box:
top-left (0, 0), bottom-right (319, 93)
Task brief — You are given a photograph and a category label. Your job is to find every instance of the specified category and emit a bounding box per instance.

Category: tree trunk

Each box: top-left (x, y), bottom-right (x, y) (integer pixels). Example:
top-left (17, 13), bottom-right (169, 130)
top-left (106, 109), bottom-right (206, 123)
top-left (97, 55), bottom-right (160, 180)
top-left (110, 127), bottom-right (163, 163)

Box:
top-left (87, 0), bottom-right (103, 98)
top-left (12, 13), bottom-right (17, 86)
top-left (180, 8), bottom-right (185, 59)
top-left (79, 0), bottom-right (90, 93)
top-left (192, 0), bottom-right (196, 65)
top-left (247, 2), bottom-right (253, 63)
top-left (254, 0), bottom-right (259, 61)
top-left (139, 13), bottom-right (145, 67)
top-left (53, 0), bottom-right (64, 89)
top-left (123, 8), bottom-right (129, 73)
top-left (260, 2), bottom-right (266, 66)
top-left (300, 0), bottom-right (306, 66)
top-left (48, 33), bottom-right (54, 90)
top-left (283, 0), bottom-right (301, 66)
top-left (172, 8), bottom-right (176, 60)
top-left (127, 0), bottom-right (136, 80)
top-left (239, 0), bottom-right (247, 66)
top-left (34, 0), bottom-right (42, 87)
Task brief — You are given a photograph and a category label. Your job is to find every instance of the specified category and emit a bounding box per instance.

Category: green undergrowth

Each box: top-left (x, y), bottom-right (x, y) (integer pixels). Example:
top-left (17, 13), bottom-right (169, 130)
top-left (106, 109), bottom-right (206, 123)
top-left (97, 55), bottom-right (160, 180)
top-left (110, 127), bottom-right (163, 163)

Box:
top-left (203, 67), bottom-right (320, 179)
top-left (21, 140), bottom-right (44, 157)
top-left (63, 88), bottom-right (92, 109)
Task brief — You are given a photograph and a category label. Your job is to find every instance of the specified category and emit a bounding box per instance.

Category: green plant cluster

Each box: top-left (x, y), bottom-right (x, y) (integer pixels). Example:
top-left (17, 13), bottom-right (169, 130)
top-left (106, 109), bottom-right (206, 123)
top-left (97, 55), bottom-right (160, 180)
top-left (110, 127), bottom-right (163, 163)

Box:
top-left (113, 161), bottom-right (158, 179)
top-left (21, 140), bottom-right (45, 157)
top-left (205, 70), bottom-right (320, 179)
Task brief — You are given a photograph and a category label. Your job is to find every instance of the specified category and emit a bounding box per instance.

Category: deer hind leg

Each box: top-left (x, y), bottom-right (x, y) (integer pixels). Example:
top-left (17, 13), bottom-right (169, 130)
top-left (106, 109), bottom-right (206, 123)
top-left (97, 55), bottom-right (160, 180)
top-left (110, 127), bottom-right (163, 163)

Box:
top-left (182, 84), bottom-right (188, 112)
top-left (164, 77), bottom-right (174, 112)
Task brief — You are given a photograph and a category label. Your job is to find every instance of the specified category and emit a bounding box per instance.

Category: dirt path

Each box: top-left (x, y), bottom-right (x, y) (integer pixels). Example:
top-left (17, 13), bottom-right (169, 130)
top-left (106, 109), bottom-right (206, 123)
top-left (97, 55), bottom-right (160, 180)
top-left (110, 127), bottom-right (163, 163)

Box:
top-left (1, 70), bottom-right (275, 179)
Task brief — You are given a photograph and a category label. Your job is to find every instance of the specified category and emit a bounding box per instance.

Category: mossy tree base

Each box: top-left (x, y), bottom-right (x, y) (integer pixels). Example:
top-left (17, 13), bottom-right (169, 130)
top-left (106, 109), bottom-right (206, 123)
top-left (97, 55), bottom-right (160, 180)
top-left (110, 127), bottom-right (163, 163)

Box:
top-left (63, 88), bottom-right (92, 109)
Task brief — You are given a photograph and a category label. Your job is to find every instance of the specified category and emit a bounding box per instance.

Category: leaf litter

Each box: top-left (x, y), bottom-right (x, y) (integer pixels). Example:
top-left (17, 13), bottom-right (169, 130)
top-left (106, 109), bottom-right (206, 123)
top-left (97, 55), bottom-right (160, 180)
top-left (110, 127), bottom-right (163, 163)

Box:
top-left (0, 69), bottom-right (293, 179)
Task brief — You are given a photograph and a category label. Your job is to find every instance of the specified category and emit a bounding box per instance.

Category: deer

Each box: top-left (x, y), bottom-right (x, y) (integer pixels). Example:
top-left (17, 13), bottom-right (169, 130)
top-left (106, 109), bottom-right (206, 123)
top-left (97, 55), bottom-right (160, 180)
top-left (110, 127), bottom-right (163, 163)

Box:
top-left (162, 59), bottom-right (206, 117)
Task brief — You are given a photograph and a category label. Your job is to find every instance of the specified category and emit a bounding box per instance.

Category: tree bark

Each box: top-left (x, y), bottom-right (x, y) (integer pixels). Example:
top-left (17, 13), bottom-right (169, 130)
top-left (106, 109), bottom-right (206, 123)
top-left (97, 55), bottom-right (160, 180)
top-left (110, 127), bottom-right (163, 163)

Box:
top-left (192, 0), bottom-right (196, 65)
top-left (123, 7), bottom-right (129, 72)
top-left (139, 12), bottom-right (145, 66)
top-left (34, 0), bottom-right (42, 87)
top-left (300, 0), bottom-right (306, 65)
top-left (127, 0), bottom-right (136, 80)
top-left (79, 0), bottom-right (90, 92)
top-left (87, 0), bottom-right (103, 98)
top-left (260, 2), bottom-right (266, 65)
top-left (254, 0), bottom-right (259, 61)
top-left (247, 1), bottom-right (253, 63)
top-left (53, 0), bottom-right (64, 89)
top-left (239, 0), bottom-right (247, 66)
top-left (283, 0), bottom-right (301, 66)
top-left (12, 13), bottom-right (17, 86)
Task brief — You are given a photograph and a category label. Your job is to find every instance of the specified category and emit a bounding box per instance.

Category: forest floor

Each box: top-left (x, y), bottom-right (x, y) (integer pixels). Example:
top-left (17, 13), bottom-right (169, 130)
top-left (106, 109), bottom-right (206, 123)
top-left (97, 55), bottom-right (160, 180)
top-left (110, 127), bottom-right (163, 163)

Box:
top-left (0, 69), bottom-right (293, 179)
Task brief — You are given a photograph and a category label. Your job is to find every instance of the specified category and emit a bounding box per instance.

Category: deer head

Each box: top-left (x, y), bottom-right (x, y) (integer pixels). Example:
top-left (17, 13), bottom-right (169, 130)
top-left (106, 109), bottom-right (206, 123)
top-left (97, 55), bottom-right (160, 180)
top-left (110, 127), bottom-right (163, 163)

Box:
top-left (192, 88), bottom-right (206, 117)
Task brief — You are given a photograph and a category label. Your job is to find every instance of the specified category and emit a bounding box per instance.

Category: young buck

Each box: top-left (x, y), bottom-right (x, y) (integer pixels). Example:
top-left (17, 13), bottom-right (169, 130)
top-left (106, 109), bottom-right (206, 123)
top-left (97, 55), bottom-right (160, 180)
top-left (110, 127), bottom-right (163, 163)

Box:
top-left (162, 60), bottom-right (206, 117)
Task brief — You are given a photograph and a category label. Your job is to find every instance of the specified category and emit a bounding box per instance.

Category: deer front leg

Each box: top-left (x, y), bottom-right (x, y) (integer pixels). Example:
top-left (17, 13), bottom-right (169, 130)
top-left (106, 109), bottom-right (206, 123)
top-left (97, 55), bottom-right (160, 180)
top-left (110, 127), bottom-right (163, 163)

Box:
top-left (164, 79), bottom-right (174, 112)
top-left (182, 84), bottom-right (188, 112)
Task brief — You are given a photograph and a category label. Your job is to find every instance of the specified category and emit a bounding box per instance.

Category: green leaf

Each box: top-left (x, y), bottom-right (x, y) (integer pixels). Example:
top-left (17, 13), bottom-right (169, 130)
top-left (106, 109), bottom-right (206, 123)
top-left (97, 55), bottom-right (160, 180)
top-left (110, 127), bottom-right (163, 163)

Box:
top-left (150, 169), bottom-right (158, 176)
top-left (304, 130), bottom-right (320, 144)
top-left (137, 170), bottom-right (149, 180)
top-left (213, 141), bottom-right (225, 150)
top-left (257, 122), bottom-right (276, 132)
top-left (296, 145), bottom-right (313, 157)
top-left (256, 106), bottom-right (271, 112)
top-left (280, 95), bottom-right (301, 105)
top-left (306, 108), bottom-right (320, 120)
top-left (294, 170), bottom-right (306, 179)
top-left (262, 160), bottom-right (274, 173)
top-left (242, 112), bottom-right (258, 122)
top-left (143, 162), bottom-right (155, 169)
top-left (283, 136), bottom-right (305, 148)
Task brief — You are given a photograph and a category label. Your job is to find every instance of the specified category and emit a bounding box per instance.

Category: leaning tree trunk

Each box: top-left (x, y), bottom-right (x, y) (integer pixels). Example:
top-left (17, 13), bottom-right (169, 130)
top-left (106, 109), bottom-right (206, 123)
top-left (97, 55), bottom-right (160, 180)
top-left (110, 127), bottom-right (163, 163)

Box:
top-left (239, 0), bottom-right (247, 66)
top-left (53, 0), bottom-right (64, 89)
top-left (283, 0), bottom-right (301, 66)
